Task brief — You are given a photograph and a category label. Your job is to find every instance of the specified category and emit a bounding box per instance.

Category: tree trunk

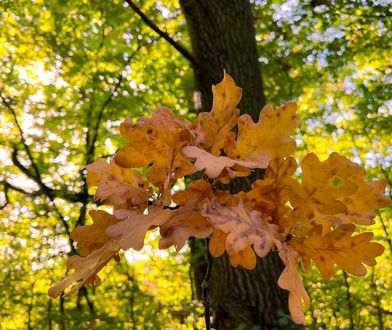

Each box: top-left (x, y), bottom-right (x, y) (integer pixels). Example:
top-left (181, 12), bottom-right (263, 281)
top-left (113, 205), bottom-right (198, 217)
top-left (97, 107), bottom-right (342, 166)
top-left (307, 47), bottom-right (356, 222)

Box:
top-left (180, 0), bottom-right (290, 328)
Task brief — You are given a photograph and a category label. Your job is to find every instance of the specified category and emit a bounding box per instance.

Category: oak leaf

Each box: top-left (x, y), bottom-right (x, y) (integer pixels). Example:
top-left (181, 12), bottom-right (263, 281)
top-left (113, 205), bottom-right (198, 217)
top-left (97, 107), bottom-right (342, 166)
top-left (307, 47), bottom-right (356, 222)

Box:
top-left (182, 146), bottom-right (258, 179)
top-left (159, 180), bottom-right (213, 250)
top-left (225, 103), bottom-right (299, 167)
top-left (287, 152), bottom-right (364, 215)
top-left (228, 246), bottom-right (257, 270)
top-left (278, 245), bottom-right (310, 325)
top-left (192, 70), bottom-right (241, 155)
top-left (105, 207), bottom-right (172, 251)
top-left (317, 179), bottom-right (391, 227)
top-left (209, 229), bottom-right (257, 270)
top-left (48, 240), bottom-right (120, 298)
top-left (289, 223), bottom-right (384, 279)
top-left (209, 228), bottom-right (228, 258)
top-left (85, 158), bottom-right (149, 208)
top-left (114, 107), bottom-right (193, 191)
top-left (159, 211), bottom-right (212, 251)
top-left (202, 201), bottom-right (282, 269)
top-left (70, 210), bottom-right (119, 257)
top-left (246, 157), bottom-right (297, 231)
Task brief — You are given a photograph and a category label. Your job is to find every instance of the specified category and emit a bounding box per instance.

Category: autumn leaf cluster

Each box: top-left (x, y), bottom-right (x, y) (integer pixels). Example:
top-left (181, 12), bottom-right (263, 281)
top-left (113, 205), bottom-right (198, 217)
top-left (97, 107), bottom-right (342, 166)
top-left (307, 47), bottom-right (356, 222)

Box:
top-left (49, 72), bottom-right (390, 324)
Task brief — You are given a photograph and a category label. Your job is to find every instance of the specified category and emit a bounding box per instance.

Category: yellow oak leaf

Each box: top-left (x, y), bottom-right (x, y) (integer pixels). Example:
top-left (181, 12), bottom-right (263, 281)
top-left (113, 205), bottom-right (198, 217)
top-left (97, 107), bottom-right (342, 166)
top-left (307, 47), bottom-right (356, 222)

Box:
top-left (317, 179), bottom-right (391, 227)
top-left (114, 107), bottom-right (193, 190)
top-left (284, 152), bottom-right (368, 237)
top-left (226, 103), bottom-right (300, 167)
top-left (209, 229), bottom-right (257, 269)
top-left (209, 228), bottom-right (228, 257)
top-left (70, 210), bottom-right (119, 257)
top-left (105, 207), bottom-right (172, 251)
top-left (246, 157), bottom-right (297, 231)
top-left (85, 158), bottom-right (149, 208)
top-left (228, 246), bottom-right (257, 270)
top-left (202, 201), bottom-right (282, 268)
top-left (289, 223), bottom-right (384, 279)
top-left (192, 70), bottom-right (241, 155)
top-left (48, 240), bottom-right (120, 298)
top-left (278, 245), bottom-right (310, 325)
top-left (287, 152), bottom-right (364, 214)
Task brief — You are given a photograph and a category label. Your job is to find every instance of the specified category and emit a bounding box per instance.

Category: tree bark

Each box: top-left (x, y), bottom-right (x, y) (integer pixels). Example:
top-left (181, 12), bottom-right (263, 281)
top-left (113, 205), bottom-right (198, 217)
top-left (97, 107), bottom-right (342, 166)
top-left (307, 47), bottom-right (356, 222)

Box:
top-left (180, 0), bottom-right (290, 329)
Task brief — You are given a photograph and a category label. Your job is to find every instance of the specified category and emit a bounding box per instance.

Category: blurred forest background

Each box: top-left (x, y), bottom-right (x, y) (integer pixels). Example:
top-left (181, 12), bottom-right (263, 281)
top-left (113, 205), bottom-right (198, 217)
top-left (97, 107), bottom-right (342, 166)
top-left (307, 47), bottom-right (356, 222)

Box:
top-left (0, 0), bottom-right (391, 329)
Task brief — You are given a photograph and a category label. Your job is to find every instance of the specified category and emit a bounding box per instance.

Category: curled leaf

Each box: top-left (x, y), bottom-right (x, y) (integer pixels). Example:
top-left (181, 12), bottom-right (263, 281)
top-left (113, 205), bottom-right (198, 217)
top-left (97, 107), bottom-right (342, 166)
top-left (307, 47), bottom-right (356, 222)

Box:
top-left (278, 245), bottom-right (310, 325)
top-left (182, 146), bottom-right (258, 179)
top-left (48, 241), bottom-right (120, 298)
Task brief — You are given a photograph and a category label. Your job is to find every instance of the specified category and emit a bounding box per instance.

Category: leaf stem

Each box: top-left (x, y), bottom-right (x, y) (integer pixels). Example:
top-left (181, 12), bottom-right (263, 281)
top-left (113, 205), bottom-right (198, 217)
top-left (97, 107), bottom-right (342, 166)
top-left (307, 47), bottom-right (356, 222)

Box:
top-left (202, 238), bottom-right (213, 330)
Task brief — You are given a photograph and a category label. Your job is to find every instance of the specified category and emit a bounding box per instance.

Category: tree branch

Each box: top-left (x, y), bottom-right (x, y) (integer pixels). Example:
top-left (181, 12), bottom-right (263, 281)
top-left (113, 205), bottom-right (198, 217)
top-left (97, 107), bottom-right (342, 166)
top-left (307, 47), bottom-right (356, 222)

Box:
top-left (0, 182), bottom-right (10, 209)
top-left (11, 147), bottom-right (89, 203)
top-left (124, 0), bottom-right (199, 68)
top-left (1, 94), bottom-right (43, 181)
top-left (202, 238), bottom-right (213, 330)
top-left (87, 42), bottom-right (146, 161)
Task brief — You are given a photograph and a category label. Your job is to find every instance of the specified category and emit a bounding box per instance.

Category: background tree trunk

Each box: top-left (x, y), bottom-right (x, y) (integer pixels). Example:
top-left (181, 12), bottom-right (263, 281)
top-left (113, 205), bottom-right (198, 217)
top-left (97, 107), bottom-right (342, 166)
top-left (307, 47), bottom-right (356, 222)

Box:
top-left (180, 0), bottom-right (290, 329)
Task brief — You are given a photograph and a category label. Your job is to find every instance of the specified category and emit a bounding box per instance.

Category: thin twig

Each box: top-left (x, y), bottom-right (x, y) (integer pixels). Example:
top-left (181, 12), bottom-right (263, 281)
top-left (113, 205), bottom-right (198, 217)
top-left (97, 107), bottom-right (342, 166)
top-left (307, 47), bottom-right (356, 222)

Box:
top-left (202, 238), bottom-right (213, 330)
top-left (87, 42), bottom-right (145, 160)
top-left (1, 96), bottom-right (74, 248)
top-left (124, 0), bottom-right (199, 68)
top-left (375, 210), bottom-right (392, 255)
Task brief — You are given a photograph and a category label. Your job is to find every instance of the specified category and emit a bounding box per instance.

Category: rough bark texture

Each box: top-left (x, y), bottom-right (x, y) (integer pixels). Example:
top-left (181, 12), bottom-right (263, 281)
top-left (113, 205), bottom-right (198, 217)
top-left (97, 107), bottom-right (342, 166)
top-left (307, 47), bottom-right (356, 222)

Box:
top-left (180, 0), bottom-right (265, 120)
top-left (180, 0), bottom-right (290, 329)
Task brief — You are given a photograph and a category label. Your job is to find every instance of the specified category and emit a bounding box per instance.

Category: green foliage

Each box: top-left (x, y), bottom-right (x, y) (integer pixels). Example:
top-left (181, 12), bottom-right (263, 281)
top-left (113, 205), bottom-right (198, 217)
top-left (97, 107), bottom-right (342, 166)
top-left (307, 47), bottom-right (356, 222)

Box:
top-left (0, 0), bottom-right (391, 329)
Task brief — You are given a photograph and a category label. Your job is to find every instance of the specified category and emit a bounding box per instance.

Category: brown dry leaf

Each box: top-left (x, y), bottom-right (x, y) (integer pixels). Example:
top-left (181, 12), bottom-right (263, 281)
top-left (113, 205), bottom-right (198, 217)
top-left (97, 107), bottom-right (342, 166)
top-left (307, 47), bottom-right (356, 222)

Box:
top-left (171, 179), bottom-right (213, 206)
top-left (71, 210), bottom-right (119, 257)
top-left (85, 158), bottom-right (149, 208)
top-left (290, 223), bottom-right (384, 279)
top-left (159, 211), bottom-right (212, 250)
top-left (202, 201), bottom-right (282, 267)
top-left (48, 240), bottom-right (120, 298)
top-left (182, 146), bottom-right (258, 179)
top-left (192, 70), bottom-right (241, 155)
top-left (159, 180), bottom-right (213, 250)
top-left (114, 107), bottom-right (193, 190)
top-left (278, 244), bottom-right (310, 325)
top-left (226, 103), bottom-right (299, 167)
top-left (106, 207), bottom-right (172, 251)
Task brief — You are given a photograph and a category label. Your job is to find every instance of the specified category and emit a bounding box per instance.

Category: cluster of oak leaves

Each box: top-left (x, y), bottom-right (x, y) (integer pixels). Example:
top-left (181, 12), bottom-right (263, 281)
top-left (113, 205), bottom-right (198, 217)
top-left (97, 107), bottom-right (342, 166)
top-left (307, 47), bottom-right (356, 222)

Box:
top-left (49, 72), bottom-right (390, 324)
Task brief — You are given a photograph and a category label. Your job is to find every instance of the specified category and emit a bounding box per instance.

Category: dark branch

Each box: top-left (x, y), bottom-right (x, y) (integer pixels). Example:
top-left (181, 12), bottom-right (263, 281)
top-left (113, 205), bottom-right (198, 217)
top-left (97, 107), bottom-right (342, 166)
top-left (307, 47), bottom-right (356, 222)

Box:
top-left (0, 182), bottom-right (10, 209)
top-left (11, 147), bottom-right (89, 203)
top-left (87, 42), bottom-right (145, 161)
top-left (1, 94), bottom-right (43, 181)
top-left (124, 0), bottom-right (199, 68)
top-left (202, 238), bottom-right (213, 330)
